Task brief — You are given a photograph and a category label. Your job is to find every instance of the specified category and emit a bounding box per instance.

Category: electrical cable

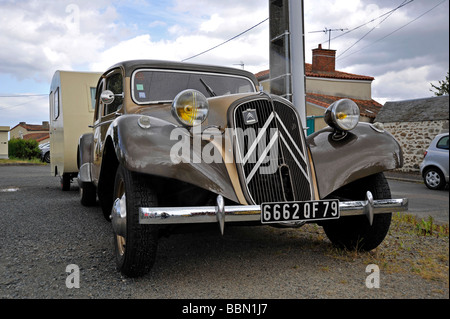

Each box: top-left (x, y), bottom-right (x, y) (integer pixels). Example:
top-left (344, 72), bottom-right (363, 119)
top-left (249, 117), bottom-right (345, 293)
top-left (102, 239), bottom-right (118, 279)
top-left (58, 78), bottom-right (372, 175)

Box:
top-left (0, 94), bottom-right (48, 98)
top-left (336, 0), bottom-right (408, 59)
top-left (181, 18), bottom-right (269, 62)
top-left (320, 0), bottom-right (414, 46)
top-left (337, 0), bottom-right (447, 61)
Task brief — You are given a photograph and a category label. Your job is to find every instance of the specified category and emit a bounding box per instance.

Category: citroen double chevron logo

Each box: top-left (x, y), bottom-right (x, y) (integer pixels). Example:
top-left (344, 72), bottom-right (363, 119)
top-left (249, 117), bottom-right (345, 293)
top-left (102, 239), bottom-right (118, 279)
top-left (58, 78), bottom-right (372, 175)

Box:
top-left (242, 108), bottom-right (258, 125)
top-left (241, 111), bottom-right (309, 184)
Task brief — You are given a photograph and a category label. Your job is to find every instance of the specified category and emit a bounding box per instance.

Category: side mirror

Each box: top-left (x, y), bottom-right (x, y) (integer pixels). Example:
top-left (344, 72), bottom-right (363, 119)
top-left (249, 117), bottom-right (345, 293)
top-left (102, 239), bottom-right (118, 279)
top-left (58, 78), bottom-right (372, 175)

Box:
top-left (100, 90), bottom-right (115, 105)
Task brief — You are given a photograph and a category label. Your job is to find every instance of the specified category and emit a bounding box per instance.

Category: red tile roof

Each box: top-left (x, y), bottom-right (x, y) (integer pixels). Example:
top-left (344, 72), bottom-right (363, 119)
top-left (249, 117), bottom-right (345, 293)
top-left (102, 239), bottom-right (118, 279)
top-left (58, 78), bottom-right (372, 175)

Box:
top-left (306, 92), bottom-right (382, 118)
top-left (255, 64), bottom-right (374, 81)
top-left (22, 133), bottom-right (50, 142)
top-left (10, 122), bottom-right (49, 132)
top-left (305, 63), bottom-right (374, 81)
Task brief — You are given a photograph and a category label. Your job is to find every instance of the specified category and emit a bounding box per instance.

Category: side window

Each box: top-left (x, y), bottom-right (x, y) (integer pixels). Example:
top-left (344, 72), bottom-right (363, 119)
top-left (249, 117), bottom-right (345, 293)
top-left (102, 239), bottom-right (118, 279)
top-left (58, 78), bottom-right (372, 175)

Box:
top-left (104, 72), bottom-right (123, 115)
top-left (89, 87), bottom-right (96, 111)
top-left (437, 136), bottom-right (449, 150)
top-left (94, 81), bottom-right (104, 121)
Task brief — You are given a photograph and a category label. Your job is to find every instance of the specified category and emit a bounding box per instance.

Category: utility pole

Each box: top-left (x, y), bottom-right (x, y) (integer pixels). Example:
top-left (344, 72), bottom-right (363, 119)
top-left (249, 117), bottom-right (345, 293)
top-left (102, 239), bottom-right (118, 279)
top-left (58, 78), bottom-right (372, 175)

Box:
top-left (269, 0), bottom-right (306, 127)
top-left (309, 27), bottom-right (347, 49)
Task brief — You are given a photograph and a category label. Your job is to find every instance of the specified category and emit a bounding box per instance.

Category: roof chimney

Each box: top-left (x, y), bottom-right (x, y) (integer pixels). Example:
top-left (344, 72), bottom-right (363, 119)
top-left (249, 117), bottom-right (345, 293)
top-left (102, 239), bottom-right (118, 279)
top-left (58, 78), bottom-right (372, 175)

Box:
top-left (312, 44), bottom-right (336, 73)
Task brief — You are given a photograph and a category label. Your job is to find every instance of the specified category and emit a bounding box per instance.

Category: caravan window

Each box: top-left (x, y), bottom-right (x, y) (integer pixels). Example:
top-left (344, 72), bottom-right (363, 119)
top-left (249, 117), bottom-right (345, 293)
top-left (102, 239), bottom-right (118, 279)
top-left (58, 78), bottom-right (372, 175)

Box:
top-left (53, 87), bottom-right (60, 120)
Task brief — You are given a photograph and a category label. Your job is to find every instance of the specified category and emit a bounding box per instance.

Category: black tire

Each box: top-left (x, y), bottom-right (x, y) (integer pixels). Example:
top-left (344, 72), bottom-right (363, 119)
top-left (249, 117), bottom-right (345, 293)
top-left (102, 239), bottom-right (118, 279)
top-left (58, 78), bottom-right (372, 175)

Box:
top-left (322, 173), bottom-right (392, 251)
top-left (43, 152), bottom-right (50, 163)
top-left (80, 182), bottom-right (97, 206)
top-left (423, 167), bottom-right (446, 190)
top-left (112, 165), bottom-right (159, 277)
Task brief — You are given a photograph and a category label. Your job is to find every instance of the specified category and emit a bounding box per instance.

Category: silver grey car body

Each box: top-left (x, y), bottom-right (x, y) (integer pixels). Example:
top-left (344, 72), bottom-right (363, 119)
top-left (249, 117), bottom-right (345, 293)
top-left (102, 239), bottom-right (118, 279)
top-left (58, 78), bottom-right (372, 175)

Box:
top-left (39, 142), bottom-right (50, 163)
top-left (420, 133), bottom-right (449, 190)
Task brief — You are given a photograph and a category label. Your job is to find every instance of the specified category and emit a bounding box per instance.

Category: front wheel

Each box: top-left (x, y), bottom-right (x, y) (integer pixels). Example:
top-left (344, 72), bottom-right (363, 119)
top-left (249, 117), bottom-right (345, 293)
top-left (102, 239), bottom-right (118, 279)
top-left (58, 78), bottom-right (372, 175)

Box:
top-left (80, 182), bottom-right (97, 206)
top-left (112, 165), bottom-right (159, 277)
top-left (322, 173), bottom-right (392, 251)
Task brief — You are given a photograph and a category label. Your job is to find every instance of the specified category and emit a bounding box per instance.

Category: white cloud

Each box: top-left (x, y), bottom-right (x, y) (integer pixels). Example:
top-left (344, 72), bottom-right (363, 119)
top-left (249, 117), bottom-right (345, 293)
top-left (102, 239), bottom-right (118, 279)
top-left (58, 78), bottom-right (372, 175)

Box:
top-left (200, 14), bottom-right (225, 33)
top-left (372, 66), bottom-right (438, 102)
top-left (0, 1), bottom-right (119, 82)
top-left (0, 0), bottom-right (448, 129)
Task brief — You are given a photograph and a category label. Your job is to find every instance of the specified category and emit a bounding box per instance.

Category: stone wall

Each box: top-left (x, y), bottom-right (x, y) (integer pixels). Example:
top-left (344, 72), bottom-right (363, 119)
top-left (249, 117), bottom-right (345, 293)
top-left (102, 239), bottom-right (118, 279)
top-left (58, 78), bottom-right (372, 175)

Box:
top-left (382, 120), bottom-right (449, 172)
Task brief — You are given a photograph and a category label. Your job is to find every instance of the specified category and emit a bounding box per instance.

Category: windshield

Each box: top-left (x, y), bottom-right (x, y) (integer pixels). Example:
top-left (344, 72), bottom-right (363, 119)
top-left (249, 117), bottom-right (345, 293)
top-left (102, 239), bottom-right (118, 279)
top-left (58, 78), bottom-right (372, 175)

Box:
top-left (131, 69), bottom-right (256, 104)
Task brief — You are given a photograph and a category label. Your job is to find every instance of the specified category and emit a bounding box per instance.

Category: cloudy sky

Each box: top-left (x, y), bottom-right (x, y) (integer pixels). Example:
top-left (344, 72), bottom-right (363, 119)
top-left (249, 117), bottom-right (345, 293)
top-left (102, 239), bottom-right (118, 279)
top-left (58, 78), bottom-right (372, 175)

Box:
top-left (0, 0), bottom-right (448, 130)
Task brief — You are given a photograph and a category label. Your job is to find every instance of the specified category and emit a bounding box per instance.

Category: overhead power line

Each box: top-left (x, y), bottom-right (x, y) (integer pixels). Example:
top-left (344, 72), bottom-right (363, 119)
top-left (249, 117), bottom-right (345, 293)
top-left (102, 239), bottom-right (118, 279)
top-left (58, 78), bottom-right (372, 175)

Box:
top-left (321, 0), bottom-right (414, 46)
top-left (0, 95), bottom-right (48, 111)
top-left (337, 0), bottom-right (447, 61)
top-left (0, 94), bottom-right (48, 98)
top-left (181, 18), bottom-right (269, 62)
top-left (336, 0), bottom-right (408, 59)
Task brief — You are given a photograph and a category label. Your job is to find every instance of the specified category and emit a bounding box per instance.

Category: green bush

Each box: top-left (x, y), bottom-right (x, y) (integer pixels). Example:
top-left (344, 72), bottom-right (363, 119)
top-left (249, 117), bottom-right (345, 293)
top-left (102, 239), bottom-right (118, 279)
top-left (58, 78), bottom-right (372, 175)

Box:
top-left (8, 138), bottom-right (41, 159)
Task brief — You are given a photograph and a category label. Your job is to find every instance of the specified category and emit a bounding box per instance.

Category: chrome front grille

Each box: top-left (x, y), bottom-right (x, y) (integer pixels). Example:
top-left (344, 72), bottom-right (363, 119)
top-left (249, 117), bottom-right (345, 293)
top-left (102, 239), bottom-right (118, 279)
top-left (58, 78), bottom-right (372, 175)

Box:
top-left (232, 96), bottom-right (312, 205)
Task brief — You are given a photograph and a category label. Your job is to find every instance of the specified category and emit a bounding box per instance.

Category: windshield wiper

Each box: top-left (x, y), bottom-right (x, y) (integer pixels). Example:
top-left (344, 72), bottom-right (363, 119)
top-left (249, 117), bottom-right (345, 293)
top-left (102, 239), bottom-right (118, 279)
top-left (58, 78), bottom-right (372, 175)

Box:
top-left (199, 78), bottom-right (217, 97)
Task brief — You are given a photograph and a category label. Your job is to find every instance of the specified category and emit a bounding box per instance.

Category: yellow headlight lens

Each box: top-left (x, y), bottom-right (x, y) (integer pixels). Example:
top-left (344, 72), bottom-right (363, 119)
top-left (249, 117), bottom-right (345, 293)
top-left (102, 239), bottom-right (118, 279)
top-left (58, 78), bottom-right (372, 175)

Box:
top-left (172, 89), bottom-right (209, 126)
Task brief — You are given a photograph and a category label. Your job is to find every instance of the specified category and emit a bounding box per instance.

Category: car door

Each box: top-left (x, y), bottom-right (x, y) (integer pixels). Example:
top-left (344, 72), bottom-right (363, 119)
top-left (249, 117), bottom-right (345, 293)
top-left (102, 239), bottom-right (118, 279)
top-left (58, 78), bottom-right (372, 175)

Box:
top-left (435, 134), bottom-right (449, 177)
top-left (91, 69), bottom-right (124, 183)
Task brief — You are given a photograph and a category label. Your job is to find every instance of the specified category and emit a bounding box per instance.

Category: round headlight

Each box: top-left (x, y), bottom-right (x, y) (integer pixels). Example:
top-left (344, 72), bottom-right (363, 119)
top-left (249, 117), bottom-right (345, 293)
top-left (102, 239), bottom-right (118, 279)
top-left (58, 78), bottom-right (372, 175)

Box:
top-left (171, 89), bottom-right (209, 126)
top-left (324, 99), bottom-right (360, 131)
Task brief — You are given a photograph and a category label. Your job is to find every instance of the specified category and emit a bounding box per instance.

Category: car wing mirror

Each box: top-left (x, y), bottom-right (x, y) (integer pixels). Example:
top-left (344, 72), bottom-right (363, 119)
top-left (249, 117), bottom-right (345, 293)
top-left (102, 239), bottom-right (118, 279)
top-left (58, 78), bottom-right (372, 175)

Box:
top-left (100, 90), bottom-right (124, 105)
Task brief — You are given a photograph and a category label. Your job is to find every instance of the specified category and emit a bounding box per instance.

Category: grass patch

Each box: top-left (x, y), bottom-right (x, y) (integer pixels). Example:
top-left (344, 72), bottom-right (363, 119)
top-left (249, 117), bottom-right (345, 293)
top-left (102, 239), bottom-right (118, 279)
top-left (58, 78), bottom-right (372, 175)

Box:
top-left (0, 157), bottom-right (46, 165)
top-left (301, 212), bottom-right (449, 284)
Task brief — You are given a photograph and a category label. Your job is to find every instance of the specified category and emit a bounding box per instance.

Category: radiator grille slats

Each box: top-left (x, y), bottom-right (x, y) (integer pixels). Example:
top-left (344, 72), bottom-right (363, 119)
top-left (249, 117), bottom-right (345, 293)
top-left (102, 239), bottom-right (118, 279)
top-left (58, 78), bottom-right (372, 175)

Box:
top-left (233, 97), bottom-right (312, 205)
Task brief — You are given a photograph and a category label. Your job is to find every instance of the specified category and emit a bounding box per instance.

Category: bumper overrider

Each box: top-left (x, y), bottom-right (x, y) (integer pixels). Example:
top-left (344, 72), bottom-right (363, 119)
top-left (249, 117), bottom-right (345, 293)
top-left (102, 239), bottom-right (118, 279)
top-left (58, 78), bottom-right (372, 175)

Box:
top-left (120, 192), bottom-right (408, 235)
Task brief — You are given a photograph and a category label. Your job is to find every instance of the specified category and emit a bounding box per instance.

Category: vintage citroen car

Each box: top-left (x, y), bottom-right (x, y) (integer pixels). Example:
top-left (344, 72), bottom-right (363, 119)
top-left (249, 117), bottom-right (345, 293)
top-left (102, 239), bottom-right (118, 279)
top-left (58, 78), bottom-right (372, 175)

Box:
top-left (77, 60), bottom-right (408, 277)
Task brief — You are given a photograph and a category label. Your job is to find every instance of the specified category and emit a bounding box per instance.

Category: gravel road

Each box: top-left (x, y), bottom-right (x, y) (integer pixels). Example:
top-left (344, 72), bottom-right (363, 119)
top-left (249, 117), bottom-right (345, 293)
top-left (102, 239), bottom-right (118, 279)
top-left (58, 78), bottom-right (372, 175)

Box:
top-left (0, 165), bottom-right (448, 302)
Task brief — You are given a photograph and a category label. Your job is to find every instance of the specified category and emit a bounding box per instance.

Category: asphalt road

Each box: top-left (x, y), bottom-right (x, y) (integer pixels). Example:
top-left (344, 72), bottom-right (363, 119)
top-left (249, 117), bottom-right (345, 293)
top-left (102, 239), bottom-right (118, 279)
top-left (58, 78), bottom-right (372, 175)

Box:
top-left (388, 179), bottom-right (449, 224)
top-left (0, 165), bottom-right (448, 302)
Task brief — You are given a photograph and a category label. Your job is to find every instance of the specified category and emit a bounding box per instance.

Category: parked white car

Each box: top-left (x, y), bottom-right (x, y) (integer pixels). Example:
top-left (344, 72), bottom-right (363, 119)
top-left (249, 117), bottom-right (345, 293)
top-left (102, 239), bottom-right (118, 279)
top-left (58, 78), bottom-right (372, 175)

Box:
top-left (420, 133), bottom-right (449, 190)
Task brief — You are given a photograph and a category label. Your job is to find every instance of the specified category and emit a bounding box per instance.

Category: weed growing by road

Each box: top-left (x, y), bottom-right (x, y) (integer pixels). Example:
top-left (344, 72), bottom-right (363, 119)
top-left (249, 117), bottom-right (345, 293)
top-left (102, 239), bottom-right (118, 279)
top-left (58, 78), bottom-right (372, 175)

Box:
top-left (301, 212), bottom-right (449, 285)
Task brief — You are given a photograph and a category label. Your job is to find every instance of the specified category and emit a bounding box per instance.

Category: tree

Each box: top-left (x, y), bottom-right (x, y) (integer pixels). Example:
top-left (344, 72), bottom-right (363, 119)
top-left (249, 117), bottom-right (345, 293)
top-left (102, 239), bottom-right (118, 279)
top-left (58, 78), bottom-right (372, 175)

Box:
top-left (430, 71), bottom-right (449, 96)
top-left (8, 138), bottom-right (41, 159)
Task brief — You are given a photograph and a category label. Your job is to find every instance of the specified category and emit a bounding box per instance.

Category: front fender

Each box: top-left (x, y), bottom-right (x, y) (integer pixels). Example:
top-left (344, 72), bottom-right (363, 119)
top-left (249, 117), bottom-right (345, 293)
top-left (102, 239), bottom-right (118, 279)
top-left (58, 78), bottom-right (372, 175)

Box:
top-left (106, 115), bottom-right (239, 202)
top-left (77, 133), bottom-right (94, 183)
top-left (307, 123), bottom-right (403, 198)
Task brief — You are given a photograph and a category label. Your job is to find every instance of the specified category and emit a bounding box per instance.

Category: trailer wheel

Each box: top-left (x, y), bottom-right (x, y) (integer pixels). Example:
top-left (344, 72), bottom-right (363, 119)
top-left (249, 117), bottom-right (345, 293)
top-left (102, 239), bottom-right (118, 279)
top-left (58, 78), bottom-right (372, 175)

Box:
top-left (112, 164), bottom-right (159, 277)
top-left (322, 173), bottom-right (392, 251)
top-left (61, 173), bottom-right (71, 191)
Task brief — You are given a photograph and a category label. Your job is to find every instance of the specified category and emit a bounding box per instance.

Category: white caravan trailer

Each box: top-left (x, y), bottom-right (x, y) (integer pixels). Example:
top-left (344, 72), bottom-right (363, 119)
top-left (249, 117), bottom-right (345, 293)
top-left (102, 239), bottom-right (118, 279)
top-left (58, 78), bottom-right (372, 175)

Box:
top-left (49, 71), bottom-right (102, 190)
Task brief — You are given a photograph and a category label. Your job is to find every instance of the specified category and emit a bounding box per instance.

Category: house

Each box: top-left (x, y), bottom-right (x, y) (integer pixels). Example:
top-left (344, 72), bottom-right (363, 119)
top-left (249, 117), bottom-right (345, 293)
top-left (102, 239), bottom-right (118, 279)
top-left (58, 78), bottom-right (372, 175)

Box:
top-left (0, 126), bottom-right (9, 159)
top-left (9, 121), bottom-right (50, 145)
top-left (256, 44), bottom-right (382, 134)
top-left (375, 95), bottom-right (449, 172)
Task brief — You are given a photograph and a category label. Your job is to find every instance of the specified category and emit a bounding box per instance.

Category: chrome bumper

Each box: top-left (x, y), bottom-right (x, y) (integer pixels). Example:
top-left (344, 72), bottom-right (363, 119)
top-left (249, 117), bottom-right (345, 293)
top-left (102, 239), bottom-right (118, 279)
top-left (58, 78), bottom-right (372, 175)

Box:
top-left (138, 192), bottom-right (408, 235)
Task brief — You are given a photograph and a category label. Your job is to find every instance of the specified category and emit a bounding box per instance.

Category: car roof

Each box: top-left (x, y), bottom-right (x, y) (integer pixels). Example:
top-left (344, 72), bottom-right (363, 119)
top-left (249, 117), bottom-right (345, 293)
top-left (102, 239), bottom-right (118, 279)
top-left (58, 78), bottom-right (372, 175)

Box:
top-left (104, 59), bottom-right (259, 87)
top-left (433, 132), bottom-right (449, 141)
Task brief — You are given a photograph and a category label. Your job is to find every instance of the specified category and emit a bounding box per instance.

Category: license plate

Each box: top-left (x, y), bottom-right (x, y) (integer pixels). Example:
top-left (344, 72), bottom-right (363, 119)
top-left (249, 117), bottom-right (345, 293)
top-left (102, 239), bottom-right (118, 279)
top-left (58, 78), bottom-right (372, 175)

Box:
top-left (261, 199), bottom-right (340, 224)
